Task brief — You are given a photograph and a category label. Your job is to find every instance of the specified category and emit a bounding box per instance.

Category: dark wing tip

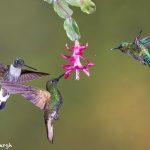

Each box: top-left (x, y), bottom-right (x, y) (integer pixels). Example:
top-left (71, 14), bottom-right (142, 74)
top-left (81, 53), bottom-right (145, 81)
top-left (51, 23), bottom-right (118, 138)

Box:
top-left (18, 70), bottom-right (51, 82)
top-left (37, 72), bottom-right (50, 76)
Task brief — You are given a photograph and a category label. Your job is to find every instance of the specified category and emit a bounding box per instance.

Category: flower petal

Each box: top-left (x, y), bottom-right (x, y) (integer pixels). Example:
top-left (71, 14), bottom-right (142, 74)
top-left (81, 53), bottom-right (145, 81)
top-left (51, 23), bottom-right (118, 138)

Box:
top-left (62, 41), bottom-right (94, 80)
top-left (83, 68), bottom-right (90, 76)
top-left (65, 44), bottom-right (73, 52)
top-left (68, 57), bottom-right (76, 63)
top-left (87, 62), bottom-right (95, 66)
top-left (64, 70), bottom-right (74, 79)
top-left (75, 51), bottom-right (83, 56)
top-left (75, 69), bottom-right (80, 80)
top-left (63, 65), bottom-right (73, 70)
top-left (61, 54), bottom-right (71, 59)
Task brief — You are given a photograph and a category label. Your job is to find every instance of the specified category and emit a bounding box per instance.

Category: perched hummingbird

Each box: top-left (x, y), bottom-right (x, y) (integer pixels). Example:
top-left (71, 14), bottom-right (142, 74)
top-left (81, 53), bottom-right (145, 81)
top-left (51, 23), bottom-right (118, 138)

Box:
top-left (0, 58), bottom-right (50, 109)
top-left (0, 73), bottom-right (64, 143)
top-left (111, 30), bottom-right (150, 67)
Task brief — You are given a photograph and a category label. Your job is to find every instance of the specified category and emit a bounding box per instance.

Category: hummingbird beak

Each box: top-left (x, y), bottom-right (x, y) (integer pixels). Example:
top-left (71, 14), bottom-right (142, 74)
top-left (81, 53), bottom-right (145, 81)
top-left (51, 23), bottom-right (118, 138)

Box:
top-left (111, 47), bottom-right (119, 50)
top-left (56, 73), bottom-right (65, 81)
top-left (24, 64), bottom-right (37, 70)
top-left (110, 45), bottom-right (122, 50)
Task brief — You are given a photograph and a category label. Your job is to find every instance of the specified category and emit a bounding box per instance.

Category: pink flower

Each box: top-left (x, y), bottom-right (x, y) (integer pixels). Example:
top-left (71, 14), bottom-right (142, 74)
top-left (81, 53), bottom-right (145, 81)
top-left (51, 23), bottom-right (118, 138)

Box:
top-left (62, 40), bottom-right (94, 80)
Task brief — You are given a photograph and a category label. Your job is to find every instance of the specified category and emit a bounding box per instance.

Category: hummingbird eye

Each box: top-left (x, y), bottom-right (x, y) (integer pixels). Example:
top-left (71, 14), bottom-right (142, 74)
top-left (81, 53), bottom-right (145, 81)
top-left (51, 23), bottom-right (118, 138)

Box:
top-left (14, 59), bottom-right (19, 65)
top-left (19, 59), bottom-right (24, 65)
top-left (118, 45), bottom-right (123, 49)
top-left (50, 79), bottom-right (56, 84)
top-left (50, 80), bottom-right (54, 83)
top-left (14, 58), bottom-right (24, 67)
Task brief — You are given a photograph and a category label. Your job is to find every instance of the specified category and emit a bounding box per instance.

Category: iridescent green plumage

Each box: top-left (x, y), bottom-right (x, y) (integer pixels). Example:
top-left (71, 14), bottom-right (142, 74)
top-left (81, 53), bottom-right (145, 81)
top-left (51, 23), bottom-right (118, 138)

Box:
top-left (0, 73), bottom-right (64, 143)
top-left (46, 74), bottom-right (63, 117)
top-left (111, 31), bottom-right (150, 67)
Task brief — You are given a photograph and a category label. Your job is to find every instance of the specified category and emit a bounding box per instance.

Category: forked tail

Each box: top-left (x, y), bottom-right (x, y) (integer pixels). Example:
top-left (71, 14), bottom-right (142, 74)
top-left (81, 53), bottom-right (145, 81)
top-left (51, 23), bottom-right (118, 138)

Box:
top-left (44, 110), bottom-right (54, 143)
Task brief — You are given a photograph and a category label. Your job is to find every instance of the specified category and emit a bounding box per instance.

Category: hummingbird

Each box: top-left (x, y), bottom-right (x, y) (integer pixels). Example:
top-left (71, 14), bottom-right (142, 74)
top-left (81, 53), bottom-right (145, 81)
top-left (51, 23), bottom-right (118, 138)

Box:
top-left (0, 58), bottom-right (50, 109)
top-left (111, 30), bottom-right (150, 67)
top-left (0, 73), bottom-right (64, 143)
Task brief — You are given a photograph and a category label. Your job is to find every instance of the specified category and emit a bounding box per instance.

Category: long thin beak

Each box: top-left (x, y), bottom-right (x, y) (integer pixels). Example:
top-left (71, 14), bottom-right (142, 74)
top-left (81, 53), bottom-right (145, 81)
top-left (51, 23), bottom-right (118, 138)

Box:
top-left (56, 73), bottom-right (65, 81)
top-left (110, 47), bottom-right (119, 50)
top-left (24, 64), bottom-right (37, 70)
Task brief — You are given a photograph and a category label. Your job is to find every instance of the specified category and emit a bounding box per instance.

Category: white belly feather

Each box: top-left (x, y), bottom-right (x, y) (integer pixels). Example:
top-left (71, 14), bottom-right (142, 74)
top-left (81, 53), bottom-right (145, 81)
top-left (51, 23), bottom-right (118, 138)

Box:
top-left (0, 88), bottom-right (10, 104)
top-left (9, 64), bottom-right (21, 81)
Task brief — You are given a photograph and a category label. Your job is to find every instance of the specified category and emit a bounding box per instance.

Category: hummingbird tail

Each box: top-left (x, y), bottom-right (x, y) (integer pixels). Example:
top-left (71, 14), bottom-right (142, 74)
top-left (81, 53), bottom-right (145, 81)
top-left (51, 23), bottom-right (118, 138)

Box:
top-left (44, 111), bottom-right (54, 143)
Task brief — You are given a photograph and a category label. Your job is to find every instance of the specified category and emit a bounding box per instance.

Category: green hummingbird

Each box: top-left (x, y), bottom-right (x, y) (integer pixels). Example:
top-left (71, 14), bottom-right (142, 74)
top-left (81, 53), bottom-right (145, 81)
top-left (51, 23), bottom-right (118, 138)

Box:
top-left (0, 73), bottom-right (64, 143)
top-left (111, 30), bottom-right (150, 67)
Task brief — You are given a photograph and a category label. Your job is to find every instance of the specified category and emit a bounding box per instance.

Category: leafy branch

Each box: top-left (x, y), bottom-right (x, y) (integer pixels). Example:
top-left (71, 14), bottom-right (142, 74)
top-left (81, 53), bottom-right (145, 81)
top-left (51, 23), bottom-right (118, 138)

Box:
top-left (43, 0), bottom-right (96, 41)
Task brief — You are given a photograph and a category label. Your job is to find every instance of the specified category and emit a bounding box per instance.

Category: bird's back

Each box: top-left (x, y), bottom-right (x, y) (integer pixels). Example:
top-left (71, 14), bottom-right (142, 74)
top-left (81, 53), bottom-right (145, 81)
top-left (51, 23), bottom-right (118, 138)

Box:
top-left (140, 44), bottom-right (150, 66)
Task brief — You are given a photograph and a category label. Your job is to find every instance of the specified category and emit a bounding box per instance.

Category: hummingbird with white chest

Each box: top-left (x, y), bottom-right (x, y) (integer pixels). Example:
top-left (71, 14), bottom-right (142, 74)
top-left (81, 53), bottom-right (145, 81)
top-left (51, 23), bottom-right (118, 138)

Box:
top-left (0, 58), bottom-right (50, 109)
top-left (0, 73), bottom-right (64, 143)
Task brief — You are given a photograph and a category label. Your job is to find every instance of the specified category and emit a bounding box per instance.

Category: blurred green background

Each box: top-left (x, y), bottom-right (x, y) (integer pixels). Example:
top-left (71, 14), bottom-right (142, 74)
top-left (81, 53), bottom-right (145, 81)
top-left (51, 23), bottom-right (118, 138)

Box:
top-left (0, 0), bottom-right (150, 150)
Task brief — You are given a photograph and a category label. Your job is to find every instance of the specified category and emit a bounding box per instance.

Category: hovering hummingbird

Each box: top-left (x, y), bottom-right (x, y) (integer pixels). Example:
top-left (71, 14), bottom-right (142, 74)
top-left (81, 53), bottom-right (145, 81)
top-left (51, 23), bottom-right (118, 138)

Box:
top-left (0, 73), bottom-right (64, 143)
top-left (111, 30), bottom-right (150, 67)
top-left (0, 58), bottom-right (50, 109)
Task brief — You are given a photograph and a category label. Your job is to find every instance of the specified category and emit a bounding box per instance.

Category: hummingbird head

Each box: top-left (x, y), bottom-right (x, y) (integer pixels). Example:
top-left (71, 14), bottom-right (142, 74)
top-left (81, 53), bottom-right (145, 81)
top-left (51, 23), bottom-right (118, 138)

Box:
top-left (13, 58), bottom-right (25, 68)
top-left (13, 58), bottom-right (37, 70)
top-left (111, 42), bottom-right (131, 53)
top-left (46, 73), bottom-right (64, 89)
top-left (50, 73), bottom-right (65, 85)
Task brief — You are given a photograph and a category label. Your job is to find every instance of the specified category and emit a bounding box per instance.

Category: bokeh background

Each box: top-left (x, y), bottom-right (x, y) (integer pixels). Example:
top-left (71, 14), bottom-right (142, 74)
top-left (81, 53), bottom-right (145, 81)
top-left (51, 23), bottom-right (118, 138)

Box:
top-left (0, 0), bottom-right (150, 150)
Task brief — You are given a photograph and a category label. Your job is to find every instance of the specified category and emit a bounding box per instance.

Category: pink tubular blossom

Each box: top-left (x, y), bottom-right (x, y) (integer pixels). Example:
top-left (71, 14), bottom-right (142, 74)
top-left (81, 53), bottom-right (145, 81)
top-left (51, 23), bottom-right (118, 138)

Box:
top-left (62, 40), bottom-right (94, 80)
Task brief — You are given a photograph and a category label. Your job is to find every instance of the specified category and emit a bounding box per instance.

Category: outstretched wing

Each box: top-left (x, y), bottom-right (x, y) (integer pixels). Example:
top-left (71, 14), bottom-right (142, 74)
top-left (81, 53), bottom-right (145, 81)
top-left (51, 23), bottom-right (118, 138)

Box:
top-left (141, 37), bottom-right (150, 52)
top-left (1, 81), bottom-right (51, 109)
top-left (133, 30), bottom-right (142, 50)
top-left (17, 70), bottom-right (50, 82)
top-left (0, 64), bottom-right (9, 79)
top-left (133, 31), bottom-right (150, 53)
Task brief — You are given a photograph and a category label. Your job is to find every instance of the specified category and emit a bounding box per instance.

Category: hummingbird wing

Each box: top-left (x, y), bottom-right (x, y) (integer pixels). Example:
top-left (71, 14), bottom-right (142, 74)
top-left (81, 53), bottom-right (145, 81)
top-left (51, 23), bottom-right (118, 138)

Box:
top-left (44, 109), bottom-right (54, 143)
top-left (140, 37), bottom-right (150, 51)
top-left (17, 70), bottom-right (50, 82)
top-left (1, 81), bottom-right (51, 109)
top-left (133, 30), bottom-right (142, 49)
top-left (0, 64), bottom-right (9, 79)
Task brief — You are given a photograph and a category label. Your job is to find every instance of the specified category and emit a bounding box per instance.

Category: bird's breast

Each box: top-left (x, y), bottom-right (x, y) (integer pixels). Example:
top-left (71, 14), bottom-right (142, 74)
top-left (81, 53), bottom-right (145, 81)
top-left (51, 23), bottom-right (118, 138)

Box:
top-left (8, 65), bottom-right (21, 82)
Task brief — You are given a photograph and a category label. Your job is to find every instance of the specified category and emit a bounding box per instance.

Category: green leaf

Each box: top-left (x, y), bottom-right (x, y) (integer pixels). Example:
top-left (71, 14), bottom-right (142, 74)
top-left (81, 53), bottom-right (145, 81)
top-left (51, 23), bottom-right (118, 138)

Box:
top-left (64, 18), bottom-right (81, 41)
top-left (66, 0), bottom-right (96, 14)
top-left (53, 0), bottom-right (73, 19)
top-left (65, 0), bottom-right (81, 6)
top-left (43, 0), bottom-right (53, 4)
